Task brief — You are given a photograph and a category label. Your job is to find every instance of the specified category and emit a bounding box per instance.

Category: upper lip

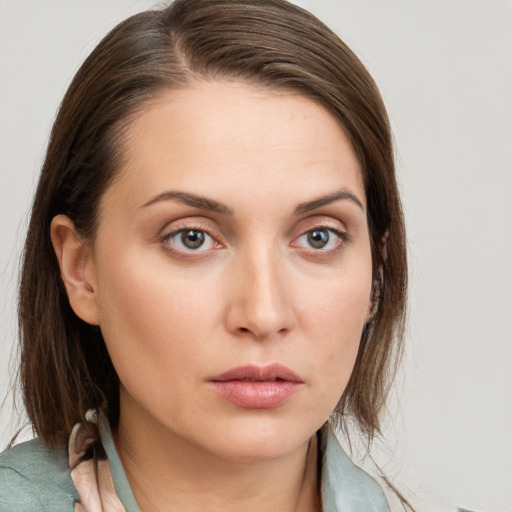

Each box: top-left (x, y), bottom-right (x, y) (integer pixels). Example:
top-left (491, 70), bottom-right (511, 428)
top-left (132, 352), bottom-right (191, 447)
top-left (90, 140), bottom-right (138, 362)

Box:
top-left (209, 364), bottom-right (303, 383)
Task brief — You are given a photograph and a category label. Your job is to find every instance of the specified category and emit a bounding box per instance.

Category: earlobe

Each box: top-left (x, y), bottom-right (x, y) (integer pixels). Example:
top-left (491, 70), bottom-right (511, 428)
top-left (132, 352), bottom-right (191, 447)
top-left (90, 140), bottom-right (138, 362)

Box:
top-left (50, 215), bottom-right (100, 325)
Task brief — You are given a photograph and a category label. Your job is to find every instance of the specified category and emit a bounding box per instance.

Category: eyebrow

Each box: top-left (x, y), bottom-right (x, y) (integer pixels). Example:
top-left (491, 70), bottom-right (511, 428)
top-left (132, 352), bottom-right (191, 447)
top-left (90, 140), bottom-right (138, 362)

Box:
top-left (294, 188), bottom-right (364, 214)
top-left (141, 187), bottom-right (364, 216)
top-left (142, 191), bottom-right (233, 215)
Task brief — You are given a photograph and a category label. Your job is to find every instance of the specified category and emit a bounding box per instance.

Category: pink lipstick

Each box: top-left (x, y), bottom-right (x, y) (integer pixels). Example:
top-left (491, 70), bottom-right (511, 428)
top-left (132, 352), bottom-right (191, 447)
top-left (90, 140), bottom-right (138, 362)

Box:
top-left (209, 364), bottom-right (303, 409)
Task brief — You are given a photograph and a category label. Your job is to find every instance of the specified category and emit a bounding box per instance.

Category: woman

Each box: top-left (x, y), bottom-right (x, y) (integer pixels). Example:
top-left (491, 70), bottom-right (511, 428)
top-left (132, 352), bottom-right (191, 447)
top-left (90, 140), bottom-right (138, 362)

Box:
top-left (0, 0), bottom-right (407, 510)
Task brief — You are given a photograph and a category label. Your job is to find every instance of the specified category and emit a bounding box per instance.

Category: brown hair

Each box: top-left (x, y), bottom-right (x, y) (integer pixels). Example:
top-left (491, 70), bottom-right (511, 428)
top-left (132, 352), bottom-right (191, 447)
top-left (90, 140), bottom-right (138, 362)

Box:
top-left (18, 0), bottom-right (407, 448)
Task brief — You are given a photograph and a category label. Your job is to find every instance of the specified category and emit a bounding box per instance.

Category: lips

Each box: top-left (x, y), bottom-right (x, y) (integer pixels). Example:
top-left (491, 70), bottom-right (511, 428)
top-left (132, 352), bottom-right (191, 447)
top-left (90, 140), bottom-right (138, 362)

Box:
top-left (208, 364), bottom-right (303, 409)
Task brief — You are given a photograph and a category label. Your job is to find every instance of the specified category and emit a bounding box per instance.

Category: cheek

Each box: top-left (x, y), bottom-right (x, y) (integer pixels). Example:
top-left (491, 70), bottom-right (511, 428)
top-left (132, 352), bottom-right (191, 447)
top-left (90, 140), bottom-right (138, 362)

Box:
top-left (299, 263), bottom-right (372, 408)
top-left (93, 249), bottom-right (218, 386)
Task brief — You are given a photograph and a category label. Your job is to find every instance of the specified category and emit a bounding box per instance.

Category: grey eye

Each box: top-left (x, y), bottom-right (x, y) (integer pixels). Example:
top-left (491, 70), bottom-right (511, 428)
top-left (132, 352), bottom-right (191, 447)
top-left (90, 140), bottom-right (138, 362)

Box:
top-left (307, 229), bottom-right (330, 248)
top-left (295, 227), bottom-right (345, 251)
top-left (165, 229), bottom-right (215, 252)
top-left (180, 230), bottom-right (206, 249)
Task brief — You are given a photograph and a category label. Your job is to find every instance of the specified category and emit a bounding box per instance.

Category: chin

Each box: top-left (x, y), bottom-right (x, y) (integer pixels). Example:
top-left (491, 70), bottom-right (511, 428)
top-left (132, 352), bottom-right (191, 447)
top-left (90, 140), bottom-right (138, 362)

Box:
top-left (214, 436), bottom-right (307, 462)
top-left (199, 415), bottom-right (320, 462)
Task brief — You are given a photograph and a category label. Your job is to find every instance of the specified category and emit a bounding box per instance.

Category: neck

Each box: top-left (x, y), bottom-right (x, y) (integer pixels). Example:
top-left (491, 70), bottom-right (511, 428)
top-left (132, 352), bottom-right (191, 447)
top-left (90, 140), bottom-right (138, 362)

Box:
top-left (114, 404), bottom-right (321, 512)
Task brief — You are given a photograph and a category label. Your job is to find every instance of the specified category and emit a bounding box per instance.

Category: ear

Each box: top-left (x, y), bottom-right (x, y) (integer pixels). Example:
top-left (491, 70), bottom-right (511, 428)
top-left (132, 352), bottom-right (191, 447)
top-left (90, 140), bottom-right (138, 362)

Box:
top-left (366, 230), bottom-right (389, 324)
top-left (50, 215), bottom-right (100, 325)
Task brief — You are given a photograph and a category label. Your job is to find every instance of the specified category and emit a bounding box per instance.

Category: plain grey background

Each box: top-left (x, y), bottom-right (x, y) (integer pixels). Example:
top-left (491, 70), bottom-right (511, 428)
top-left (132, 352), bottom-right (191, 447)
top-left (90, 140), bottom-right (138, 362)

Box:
top-left (1, 1), bottom-right (511, 511)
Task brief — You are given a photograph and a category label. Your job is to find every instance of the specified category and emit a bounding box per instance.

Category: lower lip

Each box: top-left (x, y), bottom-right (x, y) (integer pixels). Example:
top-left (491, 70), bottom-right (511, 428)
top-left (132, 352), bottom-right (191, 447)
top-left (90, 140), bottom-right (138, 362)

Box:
top-left (210, 380), bottom-right (301, 408)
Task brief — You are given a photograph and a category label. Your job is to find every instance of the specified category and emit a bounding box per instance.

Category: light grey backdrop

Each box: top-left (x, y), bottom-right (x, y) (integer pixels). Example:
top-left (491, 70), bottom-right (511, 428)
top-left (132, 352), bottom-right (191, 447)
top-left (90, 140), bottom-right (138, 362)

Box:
top-left (1, 1), bottom-right (511, 511)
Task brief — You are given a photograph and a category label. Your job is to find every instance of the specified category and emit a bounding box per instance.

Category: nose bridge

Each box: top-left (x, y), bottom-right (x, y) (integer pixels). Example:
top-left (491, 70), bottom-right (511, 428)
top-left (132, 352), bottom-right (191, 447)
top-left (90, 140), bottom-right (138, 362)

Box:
top-left (226, 238), bottom-right (295, 339)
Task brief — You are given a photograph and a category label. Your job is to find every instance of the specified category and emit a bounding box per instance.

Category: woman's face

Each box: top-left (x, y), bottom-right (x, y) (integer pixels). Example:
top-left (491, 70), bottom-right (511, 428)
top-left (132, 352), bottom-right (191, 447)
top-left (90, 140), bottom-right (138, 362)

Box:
top-left (88, 81), bottom-right (373, 460)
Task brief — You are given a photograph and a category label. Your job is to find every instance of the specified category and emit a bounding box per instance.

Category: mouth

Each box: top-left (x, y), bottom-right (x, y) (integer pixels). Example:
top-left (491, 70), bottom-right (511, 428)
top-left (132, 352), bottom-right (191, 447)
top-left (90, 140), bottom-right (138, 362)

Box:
top-left (208, 364), bottom-right (303, 409)
top-left (210, 363), bottom-right (303, 383)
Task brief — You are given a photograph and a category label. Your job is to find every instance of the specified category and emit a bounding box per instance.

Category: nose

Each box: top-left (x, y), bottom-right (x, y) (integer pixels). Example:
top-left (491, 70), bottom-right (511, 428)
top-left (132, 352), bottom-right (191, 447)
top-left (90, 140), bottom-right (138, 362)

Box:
top-left (224, 245), bottom-right (297, 340)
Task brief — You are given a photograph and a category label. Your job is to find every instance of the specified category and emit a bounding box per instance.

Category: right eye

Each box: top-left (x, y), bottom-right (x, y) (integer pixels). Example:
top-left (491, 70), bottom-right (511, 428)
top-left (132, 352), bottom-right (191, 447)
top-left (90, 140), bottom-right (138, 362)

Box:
top-left (164, 229), bottom-right (216, 252)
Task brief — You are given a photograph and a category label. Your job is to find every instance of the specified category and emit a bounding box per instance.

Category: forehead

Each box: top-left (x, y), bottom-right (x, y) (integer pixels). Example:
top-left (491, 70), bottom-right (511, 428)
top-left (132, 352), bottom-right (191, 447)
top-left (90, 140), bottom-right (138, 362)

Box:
top-left (105, 80), bottom-right (365, 211)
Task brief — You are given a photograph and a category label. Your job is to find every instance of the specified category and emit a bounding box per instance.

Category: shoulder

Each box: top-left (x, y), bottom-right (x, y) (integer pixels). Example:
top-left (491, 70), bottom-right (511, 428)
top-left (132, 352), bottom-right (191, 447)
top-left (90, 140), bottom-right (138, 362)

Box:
top-left (0, 438), bottom-right (78, 512)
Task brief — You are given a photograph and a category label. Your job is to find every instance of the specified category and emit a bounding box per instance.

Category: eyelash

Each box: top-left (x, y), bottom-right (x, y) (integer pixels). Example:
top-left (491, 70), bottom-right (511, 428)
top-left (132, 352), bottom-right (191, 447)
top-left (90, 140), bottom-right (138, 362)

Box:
top-left (159, 225), bottom-right (349, 257)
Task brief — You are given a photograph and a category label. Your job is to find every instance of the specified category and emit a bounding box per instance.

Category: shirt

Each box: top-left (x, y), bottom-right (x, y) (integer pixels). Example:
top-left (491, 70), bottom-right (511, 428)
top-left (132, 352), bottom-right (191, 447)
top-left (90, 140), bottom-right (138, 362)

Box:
top-left (0, 412), bottom-right (390, 511)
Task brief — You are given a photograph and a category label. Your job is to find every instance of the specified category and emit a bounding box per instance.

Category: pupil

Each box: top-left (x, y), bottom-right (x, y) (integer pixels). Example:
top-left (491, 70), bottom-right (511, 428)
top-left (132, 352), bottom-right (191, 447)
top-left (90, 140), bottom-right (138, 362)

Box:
top-left (308, 229), bottom-right (329, 248)
top-left (181, 230), bottom-right (205, 249)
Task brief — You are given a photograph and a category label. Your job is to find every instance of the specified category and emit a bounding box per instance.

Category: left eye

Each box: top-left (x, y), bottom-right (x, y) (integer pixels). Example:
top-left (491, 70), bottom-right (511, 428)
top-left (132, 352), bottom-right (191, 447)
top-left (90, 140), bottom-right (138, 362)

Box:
top-left (165, 229), bottom-right (216, 251)
top-left (296, 228), bottom-right (344, 250)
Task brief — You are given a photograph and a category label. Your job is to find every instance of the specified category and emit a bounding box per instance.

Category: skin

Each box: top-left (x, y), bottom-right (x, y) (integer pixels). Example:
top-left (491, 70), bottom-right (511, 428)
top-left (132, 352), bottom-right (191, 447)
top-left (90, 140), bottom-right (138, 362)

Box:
top-left (52, 81), bottom-right (373, 512)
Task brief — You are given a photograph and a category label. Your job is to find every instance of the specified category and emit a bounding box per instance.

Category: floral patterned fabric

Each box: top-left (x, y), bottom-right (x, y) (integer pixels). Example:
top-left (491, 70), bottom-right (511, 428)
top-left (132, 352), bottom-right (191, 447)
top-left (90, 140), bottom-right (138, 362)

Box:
top-left (69, 412), bottom-right (126, 512)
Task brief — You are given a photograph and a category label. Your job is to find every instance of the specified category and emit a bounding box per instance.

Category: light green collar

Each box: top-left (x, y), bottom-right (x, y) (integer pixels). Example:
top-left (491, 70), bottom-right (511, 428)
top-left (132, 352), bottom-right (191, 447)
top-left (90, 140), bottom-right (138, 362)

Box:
top-left (99, 417), bottom-right (142, 512)
top-left (320, 425), bottom-right (390, 511)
